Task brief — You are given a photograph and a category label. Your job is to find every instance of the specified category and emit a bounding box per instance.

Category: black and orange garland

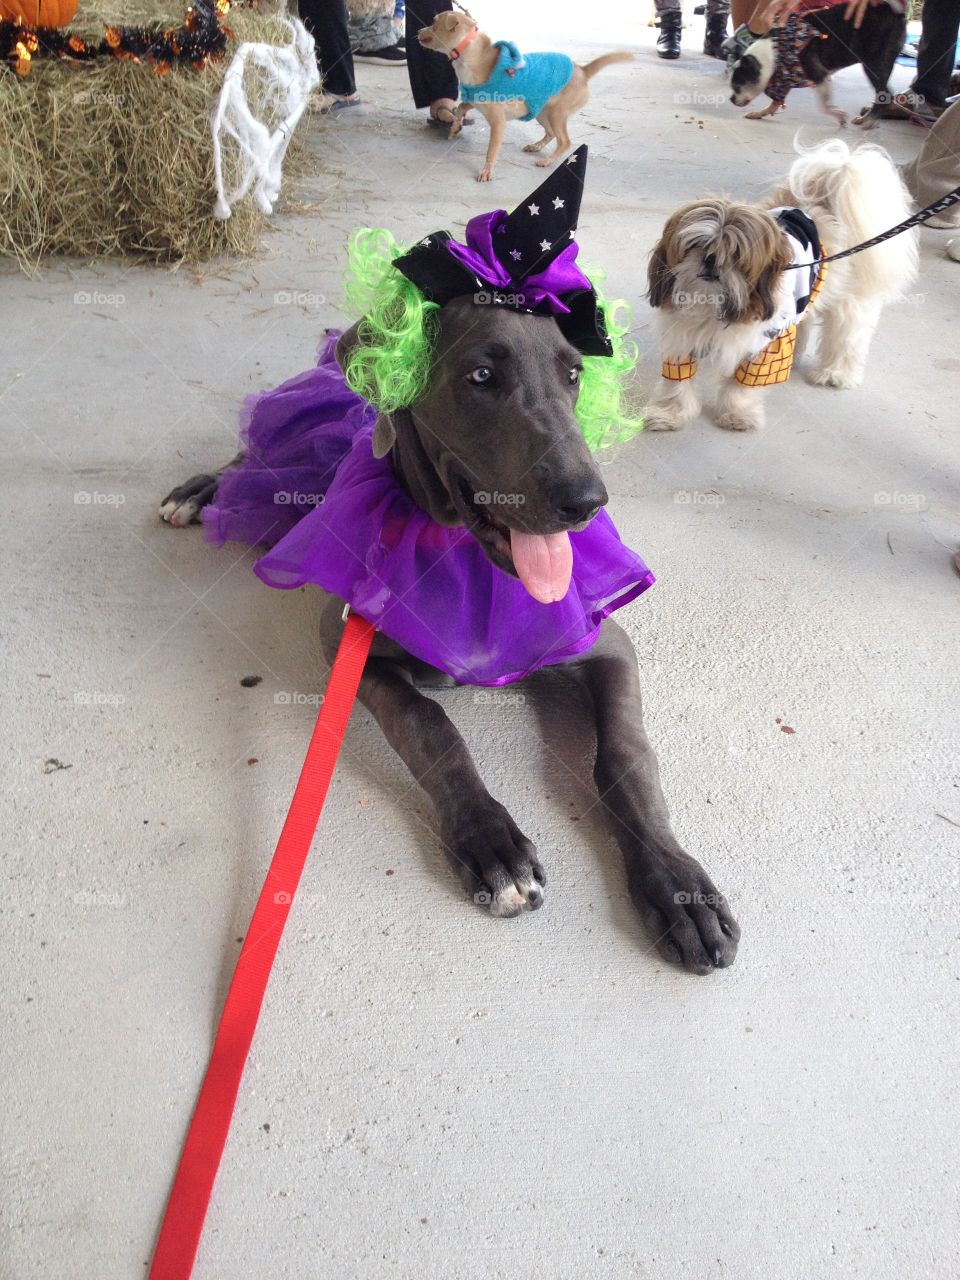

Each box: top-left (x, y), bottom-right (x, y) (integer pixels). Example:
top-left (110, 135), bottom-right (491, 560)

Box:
top-left (1, 0), bottom-right (259, 77)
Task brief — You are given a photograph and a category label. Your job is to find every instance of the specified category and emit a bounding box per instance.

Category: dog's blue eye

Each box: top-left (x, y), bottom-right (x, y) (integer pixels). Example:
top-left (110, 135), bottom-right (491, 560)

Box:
top-left (569, 368), bottom-right (581, 385)
top-left (467, 367), bottom-right (493, 385)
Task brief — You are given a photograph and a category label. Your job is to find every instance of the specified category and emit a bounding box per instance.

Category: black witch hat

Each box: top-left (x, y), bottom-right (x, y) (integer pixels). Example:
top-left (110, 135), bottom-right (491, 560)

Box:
top-left (392, 145), bottom-right (611, 357)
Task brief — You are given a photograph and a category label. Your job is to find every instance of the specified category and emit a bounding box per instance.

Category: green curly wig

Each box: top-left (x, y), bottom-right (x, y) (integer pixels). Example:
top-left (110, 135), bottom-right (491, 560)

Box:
top-left (341, 228), bottom-right (643, 450)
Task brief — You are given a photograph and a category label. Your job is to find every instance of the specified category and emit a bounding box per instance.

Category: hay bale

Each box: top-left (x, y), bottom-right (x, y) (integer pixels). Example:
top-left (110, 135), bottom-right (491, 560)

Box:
top-left (0, 1), bottom-right (312, 269)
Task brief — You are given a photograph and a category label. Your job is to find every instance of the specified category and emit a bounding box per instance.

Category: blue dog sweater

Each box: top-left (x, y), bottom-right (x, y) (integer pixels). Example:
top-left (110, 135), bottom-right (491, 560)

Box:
top-left (459, 41), bottom-right (575, 121)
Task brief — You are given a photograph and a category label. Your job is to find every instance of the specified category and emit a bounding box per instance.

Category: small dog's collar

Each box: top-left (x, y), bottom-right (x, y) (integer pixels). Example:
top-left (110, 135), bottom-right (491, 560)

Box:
top-left (449, 26), bottom-right (479, 60)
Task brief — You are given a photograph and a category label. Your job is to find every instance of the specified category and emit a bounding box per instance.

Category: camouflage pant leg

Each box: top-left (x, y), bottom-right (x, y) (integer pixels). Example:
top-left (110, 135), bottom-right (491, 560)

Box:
top-left (654, 0), bottom-right (730, 15)
top-left (347, 14), bottom-right (399, 50)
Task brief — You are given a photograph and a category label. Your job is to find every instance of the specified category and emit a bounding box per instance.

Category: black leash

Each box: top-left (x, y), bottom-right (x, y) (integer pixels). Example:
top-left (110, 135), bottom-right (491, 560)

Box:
top-left (785, 183), bottom-right (960, 269)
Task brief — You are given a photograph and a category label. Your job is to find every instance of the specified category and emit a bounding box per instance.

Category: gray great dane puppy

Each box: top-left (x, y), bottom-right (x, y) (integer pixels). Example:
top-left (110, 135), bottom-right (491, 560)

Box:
top-left (162, 298), bottom-right (739, 975)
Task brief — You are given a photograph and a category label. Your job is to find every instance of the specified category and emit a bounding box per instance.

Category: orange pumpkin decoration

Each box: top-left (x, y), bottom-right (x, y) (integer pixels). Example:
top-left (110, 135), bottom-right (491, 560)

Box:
top-left (0, 1), bottom-right (80, 27)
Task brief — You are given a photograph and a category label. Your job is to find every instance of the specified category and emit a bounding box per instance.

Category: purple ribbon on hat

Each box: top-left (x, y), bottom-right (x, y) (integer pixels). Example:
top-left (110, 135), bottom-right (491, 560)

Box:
top-left (445, 210), bottom-right (591, 315)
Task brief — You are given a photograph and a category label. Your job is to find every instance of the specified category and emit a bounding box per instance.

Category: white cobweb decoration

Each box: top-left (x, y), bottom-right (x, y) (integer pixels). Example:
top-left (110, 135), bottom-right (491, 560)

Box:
top-left (211, 14), bottom-right (319, 220)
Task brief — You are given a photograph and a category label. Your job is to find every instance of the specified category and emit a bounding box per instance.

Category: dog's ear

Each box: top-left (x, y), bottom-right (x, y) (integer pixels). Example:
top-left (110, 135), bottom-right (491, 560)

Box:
top-left (372, 413), bottom-right (397, 459)
top-left (748, 232), bottom-right (794, 322)
top-left (334, 321), bottom-right (364, 374)
top-left (647, 237), bottom-right (675, 310)
top-left (750, 263), bottom-right (780, 322)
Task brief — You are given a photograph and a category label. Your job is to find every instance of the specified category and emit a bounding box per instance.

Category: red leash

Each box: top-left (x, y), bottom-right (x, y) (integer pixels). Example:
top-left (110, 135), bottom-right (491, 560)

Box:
top-left (149, 612), bottom-right (375, 1280)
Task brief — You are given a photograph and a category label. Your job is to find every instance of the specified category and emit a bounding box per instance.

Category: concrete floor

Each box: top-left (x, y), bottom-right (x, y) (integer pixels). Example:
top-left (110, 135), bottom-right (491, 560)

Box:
top-left (3, 3), bottom-right (959, 1277)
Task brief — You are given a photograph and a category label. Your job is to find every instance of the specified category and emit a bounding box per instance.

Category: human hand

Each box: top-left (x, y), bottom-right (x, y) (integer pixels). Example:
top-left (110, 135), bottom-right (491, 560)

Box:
top-left (748, 0), bottom-right (794, 35)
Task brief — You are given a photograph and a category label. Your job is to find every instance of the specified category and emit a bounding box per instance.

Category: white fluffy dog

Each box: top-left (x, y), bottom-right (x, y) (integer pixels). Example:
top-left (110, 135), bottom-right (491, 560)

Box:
top-left (644, 141), bottom-right (918, 432)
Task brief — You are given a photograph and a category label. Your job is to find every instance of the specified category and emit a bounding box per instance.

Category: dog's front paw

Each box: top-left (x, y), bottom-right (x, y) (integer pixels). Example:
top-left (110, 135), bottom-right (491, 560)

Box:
top-left (714, 405), bottom-right (763, 431)
top-left (809, 366), bottom-right (862, 390)
top-left (476, 166), bottom-right (495, 183)
top-left (441, 799), bottom-right (545, 918)
top-left (628, 850), bottom-right (739, 974)
top-left (642, 407), bottom-right (685, 432)
top-left (159, 474), bottom-right (218, 527)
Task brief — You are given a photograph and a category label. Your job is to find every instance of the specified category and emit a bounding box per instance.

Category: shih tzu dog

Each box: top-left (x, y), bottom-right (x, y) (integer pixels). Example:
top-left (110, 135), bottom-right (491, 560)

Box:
top-left (644, 141), bottom-right (917, 432)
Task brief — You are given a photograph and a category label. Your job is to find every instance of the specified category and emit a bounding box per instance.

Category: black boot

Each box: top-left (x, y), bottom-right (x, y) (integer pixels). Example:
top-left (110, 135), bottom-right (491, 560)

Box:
top-left (657, 9), bottom-right (682, 59)
top-left (703, 12), bottom-right (729, 58)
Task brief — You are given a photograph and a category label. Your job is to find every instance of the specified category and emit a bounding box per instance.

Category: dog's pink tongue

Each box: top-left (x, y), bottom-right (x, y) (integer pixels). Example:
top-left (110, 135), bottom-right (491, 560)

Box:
top-left (509, 529), bottom-right (573, 603)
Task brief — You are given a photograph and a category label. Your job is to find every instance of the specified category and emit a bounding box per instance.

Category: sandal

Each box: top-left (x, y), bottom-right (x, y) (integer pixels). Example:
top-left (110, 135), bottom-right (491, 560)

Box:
top-left (427, 104), bottom-right (472, 128)
top-left (874, 93), bottom-right (942, 124)
top-left (313, 93), bottom-right (362, 116)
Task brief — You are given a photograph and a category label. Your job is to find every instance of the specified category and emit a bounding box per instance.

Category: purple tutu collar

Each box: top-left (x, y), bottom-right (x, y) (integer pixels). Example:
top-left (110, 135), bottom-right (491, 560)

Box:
top-left (205, 337), bottom-right (655, 687)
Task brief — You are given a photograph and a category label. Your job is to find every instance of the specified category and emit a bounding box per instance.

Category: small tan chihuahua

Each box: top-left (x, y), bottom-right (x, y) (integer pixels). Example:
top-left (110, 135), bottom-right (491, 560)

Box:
top-left (418, 10), bottom-right (632, 182)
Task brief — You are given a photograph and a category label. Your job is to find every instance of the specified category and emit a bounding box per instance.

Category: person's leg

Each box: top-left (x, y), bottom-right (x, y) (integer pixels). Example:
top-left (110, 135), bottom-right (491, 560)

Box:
top-left (730, 0), bottom-right (756, 29)
top-left (406, 0), bottom-right (458, 112)
top-left (912, 0), bottom-right (960, 107)
top-left (903, 100), bottom-right (960, 227)
top-left (655, 0), bottom-right (682, 58)
top-left (299, 0), bottom-right (357, 97)
top-left (704, 0), bottom-right (730, 57)
top-left (350, 12), bottom-right (404, 58)
top-left (349, 14), bottom-right (394, 48)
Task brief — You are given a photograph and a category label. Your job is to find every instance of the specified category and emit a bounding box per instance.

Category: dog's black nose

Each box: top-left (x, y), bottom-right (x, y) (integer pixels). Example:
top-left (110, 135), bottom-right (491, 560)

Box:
top-left (549, 480), bottom-right (608, 525)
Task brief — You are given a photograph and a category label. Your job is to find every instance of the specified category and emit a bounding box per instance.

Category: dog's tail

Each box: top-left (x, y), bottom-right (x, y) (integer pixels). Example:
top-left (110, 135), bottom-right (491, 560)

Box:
top-left (580, 51), bottom-right (633, 79)
top-left (785, 139), bottom-right (918, 299)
